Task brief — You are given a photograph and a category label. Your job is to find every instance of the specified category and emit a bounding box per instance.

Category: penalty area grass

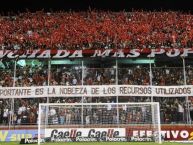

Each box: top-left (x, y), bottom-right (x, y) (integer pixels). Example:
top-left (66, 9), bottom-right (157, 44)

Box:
top-left (0, 142), bottom-right (184, 145)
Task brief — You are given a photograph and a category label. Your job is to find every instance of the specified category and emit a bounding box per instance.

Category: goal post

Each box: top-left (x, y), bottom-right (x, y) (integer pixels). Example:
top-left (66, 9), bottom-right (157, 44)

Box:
top-left (38, 102), bottom-right (162, 144)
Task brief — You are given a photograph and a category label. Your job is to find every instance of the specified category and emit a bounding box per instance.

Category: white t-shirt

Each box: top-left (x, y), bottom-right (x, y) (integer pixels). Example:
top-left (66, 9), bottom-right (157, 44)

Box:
top-left (86, 116), bottom-right (90, 124)
top-left (21, 106), bottom-right (26, 112)
top-left (3, 109), bottom-right (9, 117)
top-left (122, 105), bottom-right (127, 111)
top-left (72, 78), bottom-right (77, 85)
top-left (50, 108), bottom-right (56, 116)
top-left (178, 104), bottom-right (184, 113)
top-left (18, 107), bottom-right (23, 115)
top-left (17, 118), bottom-right (21, 124)
top-left (107, 103), bottom-right (112, 110)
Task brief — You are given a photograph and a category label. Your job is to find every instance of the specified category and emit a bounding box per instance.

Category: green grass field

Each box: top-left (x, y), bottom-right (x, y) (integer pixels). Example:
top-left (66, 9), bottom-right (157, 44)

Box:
top-left (0, 142), bottom-right (186, 145)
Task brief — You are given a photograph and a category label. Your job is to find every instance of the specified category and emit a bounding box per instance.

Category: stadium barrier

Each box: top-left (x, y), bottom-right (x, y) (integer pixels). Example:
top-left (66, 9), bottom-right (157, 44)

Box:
top-left (1, 125), bottom-right (193, 142)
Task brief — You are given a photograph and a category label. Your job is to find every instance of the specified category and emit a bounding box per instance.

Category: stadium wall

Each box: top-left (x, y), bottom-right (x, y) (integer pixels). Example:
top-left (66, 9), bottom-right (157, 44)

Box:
top-left (1, 125), bottom-right (193, 142)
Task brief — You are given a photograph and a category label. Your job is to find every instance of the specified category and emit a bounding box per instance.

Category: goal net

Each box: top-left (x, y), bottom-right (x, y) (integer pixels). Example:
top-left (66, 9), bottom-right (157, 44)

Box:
top-left (38, 102), bottom-right (162, 144)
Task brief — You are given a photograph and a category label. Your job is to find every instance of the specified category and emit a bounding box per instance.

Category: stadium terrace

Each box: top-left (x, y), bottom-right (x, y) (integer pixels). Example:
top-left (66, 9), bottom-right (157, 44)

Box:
top-left (1, 10), bottom-right (193, 144)
top-left (0, 11), bottom-right (193, 51)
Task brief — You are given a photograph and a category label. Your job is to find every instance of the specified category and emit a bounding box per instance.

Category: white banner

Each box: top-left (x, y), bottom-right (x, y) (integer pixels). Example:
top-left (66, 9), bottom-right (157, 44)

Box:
top-left (45, 128), bottom-right (125, 138)
top-left (0, 85), bottom-right (192, 98)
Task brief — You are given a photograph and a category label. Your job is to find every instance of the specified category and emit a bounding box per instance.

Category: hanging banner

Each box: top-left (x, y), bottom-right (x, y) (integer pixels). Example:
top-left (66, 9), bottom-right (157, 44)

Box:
top-left (0, 48), bottom-right (193, 59)
top-left (0, 85), bottom-right (192, 98)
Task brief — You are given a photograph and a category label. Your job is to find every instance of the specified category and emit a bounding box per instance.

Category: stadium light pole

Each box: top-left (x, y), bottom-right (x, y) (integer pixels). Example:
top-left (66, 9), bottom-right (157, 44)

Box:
top-left (10, 60), bottom-right (17, 128)
top-left (47, 58), bottom-right (51, 103)
top-left (149, 57), bottom-right (153, 102)
top-left (115, 58), bottom-right (119, 126)
top-left (45, 58), bottom-right (51, 128)
top-left (182, 56), bottom-right (190, 124)
top-left (149, 57), bottom-right (156, 130)
top-left (81, 60), bottom-right (84, 126)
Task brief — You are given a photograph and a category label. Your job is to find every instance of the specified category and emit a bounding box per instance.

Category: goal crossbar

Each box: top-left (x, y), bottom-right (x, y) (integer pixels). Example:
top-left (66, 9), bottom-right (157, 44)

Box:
top-left (39, 102), bottom-right (160, 106)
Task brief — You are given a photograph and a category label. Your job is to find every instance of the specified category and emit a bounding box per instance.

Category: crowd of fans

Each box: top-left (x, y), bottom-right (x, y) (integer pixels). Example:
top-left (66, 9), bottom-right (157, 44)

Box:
top-left (0, 10), bottom-right (193, 126)
top-left (0, 96), bottom-right (187, 125)
top-left (0, 11), bottom-right (193, 50)
top-left (46, 103), bottom-right (153, 125)
top-left (1, 64), bottom-right (193, 87)
top-left (0, 65), bottom-right (193, 87)
top-left (45, 97), bottom-right (186, 125)
top-left (0, 63), bottom-right (192, 125)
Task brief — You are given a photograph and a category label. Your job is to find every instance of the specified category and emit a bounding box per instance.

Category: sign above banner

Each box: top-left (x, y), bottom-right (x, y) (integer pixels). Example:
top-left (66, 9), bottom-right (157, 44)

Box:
top-left (0, 85), bottom-right (192, 98)
top-left (0, 48), bottom-right (193, 59)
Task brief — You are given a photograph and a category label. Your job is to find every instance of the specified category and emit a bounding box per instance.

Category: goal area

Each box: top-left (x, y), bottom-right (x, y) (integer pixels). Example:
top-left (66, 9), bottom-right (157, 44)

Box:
top-left (38, 102), bottom-right (162, 144)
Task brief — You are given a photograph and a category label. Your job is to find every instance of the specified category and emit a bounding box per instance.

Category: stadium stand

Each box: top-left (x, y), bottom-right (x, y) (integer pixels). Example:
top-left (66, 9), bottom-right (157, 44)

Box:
top-left (0, 11), bottom-right (193, 50)
top-left (0, 10), bottom-right (193, 127)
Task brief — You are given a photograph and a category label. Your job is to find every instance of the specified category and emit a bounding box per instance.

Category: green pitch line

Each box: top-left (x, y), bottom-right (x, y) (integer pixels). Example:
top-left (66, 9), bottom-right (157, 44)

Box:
top-left (0, 142), bottom-right (183, 145)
